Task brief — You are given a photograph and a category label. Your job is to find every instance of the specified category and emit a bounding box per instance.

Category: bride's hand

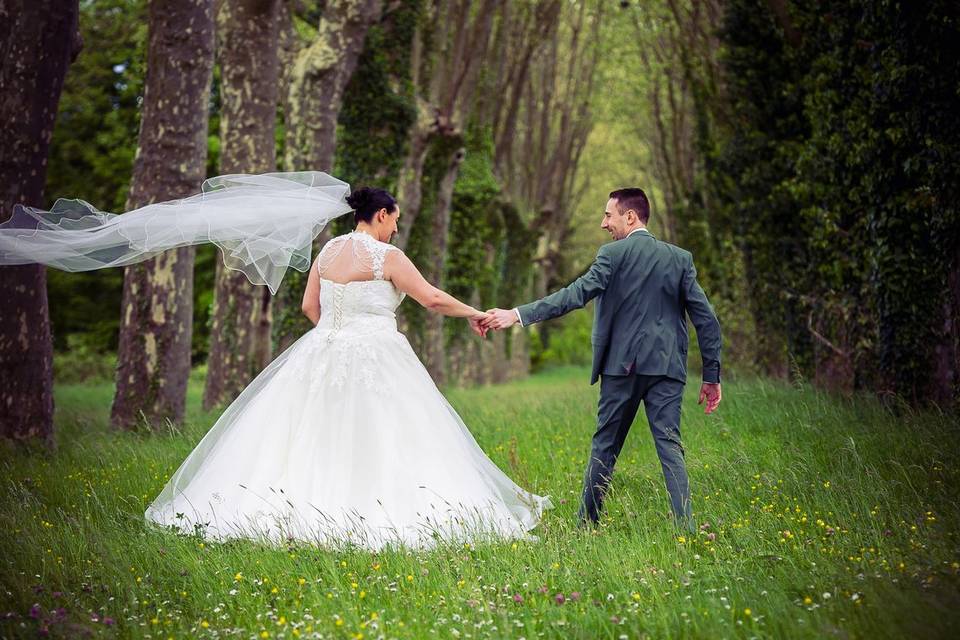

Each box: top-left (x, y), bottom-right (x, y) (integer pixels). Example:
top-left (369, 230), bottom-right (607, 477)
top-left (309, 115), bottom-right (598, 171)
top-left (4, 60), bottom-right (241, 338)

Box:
top-left (468, 312), bottom-right (491, 339)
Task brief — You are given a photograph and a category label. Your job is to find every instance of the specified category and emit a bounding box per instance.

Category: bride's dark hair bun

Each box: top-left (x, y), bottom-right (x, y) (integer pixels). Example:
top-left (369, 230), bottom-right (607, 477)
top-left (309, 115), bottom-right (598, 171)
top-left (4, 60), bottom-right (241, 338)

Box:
top-left (345, 187), bottom-right (397, 224)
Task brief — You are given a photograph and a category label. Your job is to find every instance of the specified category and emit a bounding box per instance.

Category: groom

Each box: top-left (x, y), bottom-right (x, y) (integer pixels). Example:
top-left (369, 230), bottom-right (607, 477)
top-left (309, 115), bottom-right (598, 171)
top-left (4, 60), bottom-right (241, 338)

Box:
top-left (483, 188), bottom-right (722, 531)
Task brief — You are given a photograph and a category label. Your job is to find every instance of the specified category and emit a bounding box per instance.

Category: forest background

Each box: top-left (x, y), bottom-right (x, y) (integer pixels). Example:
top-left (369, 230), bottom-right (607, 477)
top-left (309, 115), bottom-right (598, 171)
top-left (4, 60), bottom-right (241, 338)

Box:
top-left (3, 0), bottom-right (958, 442)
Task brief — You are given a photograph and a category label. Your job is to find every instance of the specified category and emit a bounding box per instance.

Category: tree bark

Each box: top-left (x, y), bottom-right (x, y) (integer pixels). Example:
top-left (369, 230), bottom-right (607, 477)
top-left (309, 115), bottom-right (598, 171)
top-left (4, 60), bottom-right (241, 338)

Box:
top-left (111, 0), bottom-right (214, 430)
top-left (284, 0), bottom-right (383, 172)
top-left (0, 0), bottom-right (81, 446)
top-left (421, 145), bottom-right (465, 385)
top-left (272, 0), bottom-right (383, 352)
top-left (203, 0), bottom-right (280, 410)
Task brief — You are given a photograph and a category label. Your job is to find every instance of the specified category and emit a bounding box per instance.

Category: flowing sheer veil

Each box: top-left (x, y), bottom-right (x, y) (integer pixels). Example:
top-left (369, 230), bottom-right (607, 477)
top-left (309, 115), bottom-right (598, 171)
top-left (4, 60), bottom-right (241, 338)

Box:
top-left (0, 171), bottom-right (353, 293)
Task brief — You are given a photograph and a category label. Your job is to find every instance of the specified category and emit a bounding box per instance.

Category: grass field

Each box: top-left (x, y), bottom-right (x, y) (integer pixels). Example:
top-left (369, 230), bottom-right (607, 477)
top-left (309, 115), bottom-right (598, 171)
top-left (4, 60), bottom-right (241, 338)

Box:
top-left (1, 366), bottom-right (958, 638)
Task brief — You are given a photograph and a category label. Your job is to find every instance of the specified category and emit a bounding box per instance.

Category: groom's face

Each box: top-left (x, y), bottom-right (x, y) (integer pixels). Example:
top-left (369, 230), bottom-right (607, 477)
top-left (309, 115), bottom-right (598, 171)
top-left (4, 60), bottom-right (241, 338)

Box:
top-left (602, 198), bottom-right (630, 240)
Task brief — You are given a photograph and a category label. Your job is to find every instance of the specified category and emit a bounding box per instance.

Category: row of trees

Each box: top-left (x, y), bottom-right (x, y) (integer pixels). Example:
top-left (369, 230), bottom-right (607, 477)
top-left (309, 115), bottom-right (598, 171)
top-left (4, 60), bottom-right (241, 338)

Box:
top-left (1, 0), bottom-right (605, 445)
top-left (5, 0), bottom-right (955, 448)
top-left (618, 0), bottom-right (959, 404)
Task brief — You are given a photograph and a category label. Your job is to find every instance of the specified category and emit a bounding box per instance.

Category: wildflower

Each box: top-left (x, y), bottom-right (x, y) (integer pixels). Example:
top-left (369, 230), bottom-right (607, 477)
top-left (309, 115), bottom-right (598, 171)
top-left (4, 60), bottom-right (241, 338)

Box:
top-left (803, 596), bottom-right (813, 605)
top-left (513, 594), bottom-right (523, 604)
top-left (555, 593), bottom-right (566, 605)
top-left (744, 608), bottom-right (752, 617)
top-left (201, 621), bottom-right (210, 628)
top-left (570, 592), bottom-right (581, 601)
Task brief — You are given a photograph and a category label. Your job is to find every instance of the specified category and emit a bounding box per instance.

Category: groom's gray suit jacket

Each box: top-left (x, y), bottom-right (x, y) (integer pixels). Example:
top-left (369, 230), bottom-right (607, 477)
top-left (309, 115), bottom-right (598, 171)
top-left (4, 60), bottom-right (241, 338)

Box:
top-left (517, 229), bottom-right (721, 385)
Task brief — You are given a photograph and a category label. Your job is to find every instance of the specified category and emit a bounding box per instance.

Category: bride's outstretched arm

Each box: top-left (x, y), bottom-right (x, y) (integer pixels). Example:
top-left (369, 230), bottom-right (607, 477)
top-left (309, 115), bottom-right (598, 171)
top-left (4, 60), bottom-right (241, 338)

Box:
top-left (300, 255), bottom-right (322, 325)
top-left (385, 250), bottom-right (483, 320)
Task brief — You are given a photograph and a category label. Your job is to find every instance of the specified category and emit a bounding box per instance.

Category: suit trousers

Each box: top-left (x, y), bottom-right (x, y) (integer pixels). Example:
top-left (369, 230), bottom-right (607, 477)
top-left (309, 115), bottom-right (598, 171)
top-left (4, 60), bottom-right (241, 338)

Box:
top-left (578, 374), bottom-right (693, 529)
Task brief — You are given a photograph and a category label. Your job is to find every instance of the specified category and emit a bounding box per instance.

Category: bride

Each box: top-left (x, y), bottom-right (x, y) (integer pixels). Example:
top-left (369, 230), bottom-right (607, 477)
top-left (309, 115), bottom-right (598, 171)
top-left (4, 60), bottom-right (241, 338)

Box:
top-left (145, 186), bottom-right (552, 549)
top-left (0, 172), bottom-right (552, 550)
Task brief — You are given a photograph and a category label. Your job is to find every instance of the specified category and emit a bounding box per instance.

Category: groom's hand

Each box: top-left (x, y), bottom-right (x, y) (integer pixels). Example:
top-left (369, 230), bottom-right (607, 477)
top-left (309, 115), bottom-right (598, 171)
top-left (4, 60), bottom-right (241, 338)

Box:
top-left (482, 308), bottom-right (519, 330)
top-left (698, 382), bottom-right (722, 414)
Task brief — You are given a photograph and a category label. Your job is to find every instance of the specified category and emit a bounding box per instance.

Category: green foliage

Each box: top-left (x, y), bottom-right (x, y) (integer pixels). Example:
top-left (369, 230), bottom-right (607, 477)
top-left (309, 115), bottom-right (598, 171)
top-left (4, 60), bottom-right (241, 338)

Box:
top-left (51, 335), bottom-right (117, 384)
top-left (335, 0), bottom-right (420, 190)
top-left (44, 0), bottom-right (223, 362)
top-left (42, 0), bottom-right (147, 354)
top-left (529, 306), bottom-right (594, 370)
top-left (3, 370), bottom-right (959, 637)
top-left (46, 0), bottom-right (147, 213)
top-left (711, 0), bottom-right (960, 403)
top-left (400, 131), bottom-right (467, 350)
top-left (444, 130), bottom-right (504, 344)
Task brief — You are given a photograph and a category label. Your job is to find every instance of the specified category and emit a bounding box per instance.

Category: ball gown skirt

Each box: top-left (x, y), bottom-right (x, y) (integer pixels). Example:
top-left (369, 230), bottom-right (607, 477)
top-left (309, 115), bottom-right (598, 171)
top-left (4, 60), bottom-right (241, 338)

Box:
top-left (145, 279), bottom-right (552, 550)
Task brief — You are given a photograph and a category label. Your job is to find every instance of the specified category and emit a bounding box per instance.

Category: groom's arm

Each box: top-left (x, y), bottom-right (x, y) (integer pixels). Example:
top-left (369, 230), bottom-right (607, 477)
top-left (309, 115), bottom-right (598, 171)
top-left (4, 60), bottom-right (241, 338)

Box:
top-left (515, 245), bottom-right (615, 326)
top-left (681, 253), bottom-right (722, 383)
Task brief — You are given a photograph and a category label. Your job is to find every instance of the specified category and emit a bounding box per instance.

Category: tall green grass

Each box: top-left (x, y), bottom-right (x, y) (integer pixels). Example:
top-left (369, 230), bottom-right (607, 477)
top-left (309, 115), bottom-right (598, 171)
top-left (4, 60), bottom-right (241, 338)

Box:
top-left (1, 366), bottom-right (957, 638)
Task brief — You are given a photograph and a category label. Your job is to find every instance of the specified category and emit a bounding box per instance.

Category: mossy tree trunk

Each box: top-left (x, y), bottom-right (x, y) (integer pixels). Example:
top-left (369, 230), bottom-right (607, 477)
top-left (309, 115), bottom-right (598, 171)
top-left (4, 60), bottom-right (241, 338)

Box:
top-left (111, 0), bottom-right (214, 430)
top-left (272, 0), bottom-right (383, 352)
top-left (203, 0), bottom-right (281, 410)
top-left (396, 0), bottom-right (498, 385)
top-left (0, 0), bottom-right (81, 447)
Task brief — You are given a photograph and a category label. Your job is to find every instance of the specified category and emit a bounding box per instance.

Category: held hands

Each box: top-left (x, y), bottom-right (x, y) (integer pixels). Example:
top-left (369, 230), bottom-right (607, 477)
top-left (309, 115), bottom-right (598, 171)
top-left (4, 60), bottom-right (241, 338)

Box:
top-left (468, 311), bottom-right (493, 338)
top-left (480, 308), bottom-right (519, 331)
top-left (467, 308), bottom-right (517, 339)
top-left (698, 382), bottom-right (722, 415)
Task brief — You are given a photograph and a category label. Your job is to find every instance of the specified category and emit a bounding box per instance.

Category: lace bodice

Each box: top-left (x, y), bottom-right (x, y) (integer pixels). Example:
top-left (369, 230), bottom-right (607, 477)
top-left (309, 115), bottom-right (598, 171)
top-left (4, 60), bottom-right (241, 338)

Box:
top-left (314, 232), bottom-right (405, 336)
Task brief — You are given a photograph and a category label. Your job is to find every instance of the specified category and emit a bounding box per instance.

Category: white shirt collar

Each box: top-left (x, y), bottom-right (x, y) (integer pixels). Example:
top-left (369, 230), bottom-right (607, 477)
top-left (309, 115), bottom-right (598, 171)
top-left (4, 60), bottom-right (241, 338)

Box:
top-left (627, 227), bottom-right (650, 238)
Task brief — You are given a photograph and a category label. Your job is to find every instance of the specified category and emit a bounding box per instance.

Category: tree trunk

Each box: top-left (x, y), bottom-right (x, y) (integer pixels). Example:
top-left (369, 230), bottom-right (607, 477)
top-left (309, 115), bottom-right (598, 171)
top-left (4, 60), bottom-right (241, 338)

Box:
top-left (111, 0), bottom-right (214, 430)
top-left (421, 144), bottom-right (466, 385)
top-left (283, 0), bottom-right (383, 172)
top-left (0, 0), bottom-right (81, 446)
top-left (395, 123), bottom-right (430, 251)
top-left (272, 0), bottom-right (383, 351)
top-left (934, 248), bottom-right (960, 404)
top-left (203, 0), bottom-right (280, 410)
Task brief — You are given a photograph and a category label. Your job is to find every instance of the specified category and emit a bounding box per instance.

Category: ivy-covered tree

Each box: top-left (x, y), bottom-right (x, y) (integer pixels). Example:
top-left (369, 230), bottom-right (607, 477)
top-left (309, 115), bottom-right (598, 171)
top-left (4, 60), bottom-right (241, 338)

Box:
top-left (711, 0), bottom-right (960, 403)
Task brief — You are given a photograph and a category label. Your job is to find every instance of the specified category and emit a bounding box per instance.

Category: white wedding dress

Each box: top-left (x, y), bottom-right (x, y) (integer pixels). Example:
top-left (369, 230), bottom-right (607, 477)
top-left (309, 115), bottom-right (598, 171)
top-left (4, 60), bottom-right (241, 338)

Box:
top-left (145, 231), bottom-right (552, 550)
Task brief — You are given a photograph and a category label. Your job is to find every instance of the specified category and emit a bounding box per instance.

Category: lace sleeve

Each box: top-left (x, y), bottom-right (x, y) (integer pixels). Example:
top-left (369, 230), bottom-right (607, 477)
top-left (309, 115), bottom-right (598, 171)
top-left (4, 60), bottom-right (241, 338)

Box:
top-left (315, 235), bottom-right (348, 278)
top-left (372, 243), bottom-right (401, 280)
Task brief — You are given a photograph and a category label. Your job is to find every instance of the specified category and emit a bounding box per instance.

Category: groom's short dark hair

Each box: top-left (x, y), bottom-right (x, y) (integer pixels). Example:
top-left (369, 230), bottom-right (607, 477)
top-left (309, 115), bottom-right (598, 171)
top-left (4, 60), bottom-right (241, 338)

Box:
top-left (609, 188), bottom-right (650, 223)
